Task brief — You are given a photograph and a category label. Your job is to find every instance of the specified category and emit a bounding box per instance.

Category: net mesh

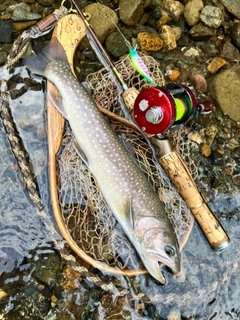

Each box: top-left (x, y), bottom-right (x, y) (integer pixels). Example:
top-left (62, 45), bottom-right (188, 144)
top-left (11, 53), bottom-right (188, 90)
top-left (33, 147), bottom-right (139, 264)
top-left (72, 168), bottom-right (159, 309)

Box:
top-left (55, 53), bottom-right (195, 272)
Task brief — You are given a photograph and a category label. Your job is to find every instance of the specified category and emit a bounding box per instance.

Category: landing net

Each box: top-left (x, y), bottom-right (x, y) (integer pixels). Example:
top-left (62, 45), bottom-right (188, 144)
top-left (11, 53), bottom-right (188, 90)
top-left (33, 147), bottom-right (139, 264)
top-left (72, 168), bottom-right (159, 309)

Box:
top-left (55, 53), bottom-right (195, 273)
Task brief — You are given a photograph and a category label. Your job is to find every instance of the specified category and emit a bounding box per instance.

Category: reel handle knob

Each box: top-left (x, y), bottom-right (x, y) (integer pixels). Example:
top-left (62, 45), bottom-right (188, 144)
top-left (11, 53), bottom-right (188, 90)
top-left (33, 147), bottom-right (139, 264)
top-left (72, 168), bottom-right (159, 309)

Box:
top-left (197, 101), bottom-right (213, 115)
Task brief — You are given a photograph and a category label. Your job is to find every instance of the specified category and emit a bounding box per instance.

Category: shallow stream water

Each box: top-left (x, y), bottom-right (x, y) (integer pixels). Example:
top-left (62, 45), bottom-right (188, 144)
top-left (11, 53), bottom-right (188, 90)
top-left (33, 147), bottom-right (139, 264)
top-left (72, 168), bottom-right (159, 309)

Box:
top-left (0, 66), bottom-right (240, 319)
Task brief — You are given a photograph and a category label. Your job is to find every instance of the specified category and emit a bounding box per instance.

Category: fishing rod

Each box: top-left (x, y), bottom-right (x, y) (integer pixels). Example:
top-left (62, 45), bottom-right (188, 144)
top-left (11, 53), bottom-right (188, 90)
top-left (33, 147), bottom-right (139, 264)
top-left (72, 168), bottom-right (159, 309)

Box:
top-left (70, 0), bottom-right (142, 122)
top-left (71, 0), bottom-right (127, 89)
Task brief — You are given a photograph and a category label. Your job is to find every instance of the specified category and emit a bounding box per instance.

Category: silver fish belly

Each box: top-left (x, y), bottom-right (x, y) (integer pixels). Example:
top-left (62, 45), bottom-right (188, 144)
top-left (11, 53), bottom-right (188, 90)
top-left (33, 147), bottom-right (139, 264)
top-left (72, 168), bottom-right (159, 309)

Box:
top-left (46, 59), bottom-right (181, 283)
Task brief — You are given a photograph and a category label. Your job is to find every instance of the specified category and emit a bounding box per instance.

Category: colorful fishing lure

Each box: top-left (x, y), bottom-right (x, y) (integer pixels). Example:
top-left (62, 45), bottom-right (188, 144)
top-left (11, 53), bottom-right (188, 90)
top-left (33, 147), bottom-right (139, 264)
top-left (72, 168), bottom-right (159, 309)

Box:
top-left (129, 48), bottom-right (153, 83)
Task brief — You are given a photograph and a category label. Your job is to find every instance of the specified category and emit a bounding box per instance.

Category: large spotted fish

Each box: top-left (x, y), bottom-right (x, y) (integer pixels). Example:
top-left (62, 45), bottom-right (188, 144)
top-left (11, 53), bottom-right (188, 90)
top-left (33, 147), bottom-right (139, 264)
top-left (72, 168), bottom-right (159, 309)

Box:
top-left (23, 38), bottom-right (181, 283)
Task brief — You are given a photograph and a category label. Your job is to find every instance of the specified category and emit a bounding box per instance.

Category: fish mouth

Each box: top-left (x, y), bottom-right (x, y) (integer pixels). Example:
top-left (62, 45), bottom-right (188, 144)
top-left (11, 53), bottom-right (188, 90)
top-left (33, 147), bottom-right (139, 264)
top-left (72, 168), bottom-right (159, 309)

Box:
top-left (151, 260), bottom-right (166, 284)
top-left (141, 247), bottom-right (181, 283)
top-left (146, 248), bottom-right (181, 274)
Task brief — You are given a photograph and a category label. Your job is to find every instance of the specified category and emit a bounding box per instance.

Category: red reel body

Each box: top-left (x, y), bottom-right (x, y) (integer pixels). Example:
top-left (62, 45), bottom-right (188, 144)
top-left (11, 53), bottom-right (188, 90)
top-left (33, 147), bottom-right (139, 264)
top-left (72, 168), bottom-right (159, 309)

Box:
top-left (134, 84), bottom-right (198, 135)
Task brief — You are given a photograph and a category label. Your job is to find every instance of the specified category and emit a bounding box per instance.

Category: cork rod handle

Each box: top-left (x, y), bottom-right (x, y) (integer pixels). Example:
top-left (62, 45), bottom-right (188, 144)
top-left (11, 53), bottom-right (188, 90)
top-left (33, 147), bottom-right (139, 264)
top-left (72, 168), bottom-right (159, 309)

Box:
top-left (151, 138), bottom-right (230, 251)
top-left (160, 150), bottom-right (230, 250)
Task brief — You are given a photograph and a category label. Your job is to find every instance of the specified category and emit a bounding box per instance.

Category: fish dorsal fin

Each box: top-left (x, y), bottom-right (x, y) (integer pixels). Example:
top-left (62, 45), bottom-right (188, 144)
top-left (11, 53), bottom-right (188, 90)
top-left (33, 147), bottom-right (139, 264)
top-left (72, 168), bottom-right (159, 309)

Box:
top-left (125, 195), bottom-right (134, 228)
top-left (47, 84), bottom-right (68, 120)
top-left (73, 141), bottom-right (89, 166)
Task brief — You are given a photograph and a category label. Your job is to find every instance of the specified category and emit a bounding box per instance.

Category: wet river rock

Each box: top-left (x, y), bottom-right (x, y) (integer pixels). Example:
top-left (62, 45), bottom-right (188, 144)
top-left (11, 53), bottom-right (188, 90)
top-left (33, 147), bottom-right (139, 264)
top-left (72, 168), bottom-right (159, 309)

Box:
top-left (183, 0), bottom-right (204, 27)
top-left (105, 28), bottom-right (132, 57)
top-left (83, 3), bottom-right (118, 43)
top-left (11, 7), bottom-right (41, 21)
top-left (0, 20), bottom-right (12, 43)
top-left (219, 0), bottom-right (240, 19)
top-left (220, 42), bottom-right (240, 60)
top-left (199, 5), bottom-right (224, 28)
top-left (188, 22), bottom-right (217, 39)
top-left (209, 64), bottom-right (240, 122)
top-left (229, 22), bottom-right (240, 49)
top-left (119, 0), bottom-right (144, 26)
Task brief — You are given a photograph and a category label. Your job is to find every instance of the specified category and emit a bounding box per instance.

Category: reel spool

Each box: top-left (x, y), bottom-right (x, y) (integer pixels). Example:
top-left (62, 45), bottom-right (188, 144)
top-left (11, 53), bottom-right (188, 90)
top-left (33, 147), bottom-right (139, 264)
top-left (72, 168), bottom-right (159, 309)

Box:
top-left (134, 84), bottom-right (198, 135)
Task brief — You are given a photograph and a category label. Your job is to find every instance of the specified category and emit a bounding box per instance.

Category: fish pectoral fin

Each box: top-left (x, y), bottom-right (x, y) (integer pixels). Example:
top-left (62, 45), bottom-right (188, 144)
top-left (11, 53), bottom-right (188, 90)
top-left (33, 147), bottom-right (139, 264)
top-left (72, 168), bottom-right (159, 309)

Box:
top-left (73, 141), bottom-right (89, 166)
top-left (48, 86), bottom-right (68, 119)
top-left (125, 195), bottom-right (135, 228)
top-left (118, 133), bottom-right (136, 160)
top-left (81, 81), bottom-right (93, 95)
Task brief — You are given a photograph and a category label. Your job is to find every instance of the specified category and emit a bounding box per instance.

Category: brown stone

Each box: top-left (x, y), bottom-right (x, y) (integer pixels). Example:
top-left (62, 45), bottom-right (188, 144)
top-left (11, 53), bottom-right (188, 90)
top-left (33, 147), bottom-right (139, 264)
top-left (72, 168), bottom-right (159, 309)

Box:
top-left (162, 0), bottom-right (184, 19)
top-left (221, 163), bottom-right (234, 175)
top-left (83, 3), bottom-right (118, 43)
top-left (61, 267), bottom-right (82, 291)
top-left (159, 25), bottom-right (177, 50)
top-left (207, 57), bottom-right (227, 74)
top-left (209, 65), bottom-right (240, 121)
top-left (0, 290), bottom-right (8, 299)
top-left (0, 13), bottom-right (12, 20)
top-left (12, 20), bottom-right (37, 31)
top-left (188, 132), bottom-right (203, 144)
top-left (157, 11), bottom-right (171, 28)
top-left (167, 69), bottom-right (181, 81)
top-left (137, 32), bottom-right (163, 53)
top-left (205, 125), bottom-right (218, 146)
top-left (200, 143), bottom-right (212, 157)
top-left (189, 74), bottom-right (207, 92)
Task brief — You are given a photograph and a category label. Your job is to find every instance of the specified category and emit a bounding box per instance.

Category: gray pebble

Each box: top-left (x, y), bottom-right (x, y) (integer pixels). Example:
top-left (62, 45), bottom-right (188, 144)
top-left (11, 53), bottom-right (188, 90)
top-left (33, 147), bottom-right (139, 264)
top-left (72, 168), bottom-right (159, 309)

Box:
top-left (12, 7), bottom-right (41, 21)
top-left (200, 6), bottom-right (224, 28)
top-left (183, 47), bottom-right (200, 57)
top-left (189, 22), bottom-right (217, 39)
top-left (219, 0), bottom-right (240, 19)
top-left (229, 22), bottom-right (240, 49)
top-left (220, 42), bottom-right (240, 60)
top-left (105, 30), bottom-right (131, 58)
top-left (83, 3), bottom-right (118, 43)
top-left (6, 3), bottom-right (30, 13)
top-left (119, 0), bottom-right (144, 26)
top-left (0, 20), bottom-right (12, 43)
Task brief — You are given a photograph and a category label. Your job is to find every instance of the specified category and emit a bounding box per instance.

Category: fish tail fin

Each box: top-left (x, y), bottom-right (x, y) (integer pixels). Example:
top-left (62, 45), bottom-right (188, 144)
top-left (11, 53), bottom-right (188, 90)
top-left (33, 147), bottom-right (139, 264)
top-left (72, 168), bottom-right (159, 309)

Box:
top-left (23, 37), bottom-right (68, 76)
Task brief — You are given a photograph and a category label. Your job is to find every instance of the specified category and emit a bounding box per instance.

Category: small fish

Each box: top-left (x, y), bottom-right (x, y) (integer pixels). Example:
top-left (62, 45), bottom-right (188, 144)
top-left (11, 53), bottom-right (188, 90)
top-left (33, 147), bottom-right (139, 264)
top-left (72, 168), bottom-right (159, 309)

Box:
top-left (23, 38), bottom-right (181, 283)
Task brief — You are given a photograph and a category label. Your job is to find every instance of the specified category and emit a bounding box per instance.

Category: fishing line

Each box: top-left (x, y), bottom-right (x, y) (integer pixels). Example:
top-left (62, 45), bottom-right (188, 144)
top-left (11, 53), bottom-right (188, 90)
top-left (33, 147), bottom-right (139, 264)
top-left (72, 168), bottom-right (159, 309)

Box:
top-left (70, 0), bottom-right (137, 122)
top-left (94, 0), bottom-right (154, 83)
top-left (71, 0), bottom-right (127, 88)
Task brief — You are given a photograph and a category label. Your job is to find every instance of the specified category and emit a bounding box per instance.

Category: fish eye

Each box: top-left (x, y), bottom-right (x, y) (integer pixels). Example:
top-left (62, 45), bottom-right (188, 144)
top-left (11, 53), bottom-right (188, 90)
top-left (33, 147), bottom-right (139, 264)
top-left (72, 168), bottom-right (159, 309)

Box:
top-left (164, 244), bottom-right (176, 257)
